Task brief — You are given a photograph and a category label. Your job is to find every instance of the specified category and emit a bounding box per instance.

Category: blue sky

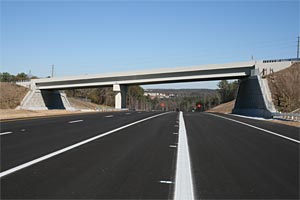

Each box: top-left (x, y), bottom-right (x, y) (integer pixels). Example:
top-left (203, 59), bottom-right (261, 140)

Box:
top-left (1, 0), bottom-right (299, 89)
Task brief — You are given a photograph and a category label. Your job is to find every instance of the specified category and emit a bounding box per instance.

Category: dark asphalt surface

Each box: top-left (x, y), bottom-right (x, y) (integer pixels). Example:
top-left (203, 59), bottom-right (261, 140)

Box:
top-left (1, 111), bottom-right (166, 171)
top-left (185, 112), bottom-right (299, 199)
top-left (1, 111), bottom-right (299, 199)
top-left (1, 111), bottom-right (178, 199)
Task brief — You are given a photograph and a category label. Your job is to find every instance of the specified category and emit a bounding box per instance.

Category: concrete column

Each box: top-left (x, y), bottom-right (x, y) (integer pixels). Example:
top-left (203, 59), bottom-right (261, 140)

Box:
top-left (113, 84), bottom-right (127, 109)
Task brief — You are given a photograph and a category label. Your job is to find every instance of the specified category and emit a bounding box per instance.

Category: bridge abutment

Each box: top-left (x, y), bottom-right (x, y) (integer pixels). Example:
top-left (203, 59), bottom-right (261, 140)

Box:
top-left (233, 73), bottom-right (275, 118)
top-left (18, 89), bottom-right (74, 110)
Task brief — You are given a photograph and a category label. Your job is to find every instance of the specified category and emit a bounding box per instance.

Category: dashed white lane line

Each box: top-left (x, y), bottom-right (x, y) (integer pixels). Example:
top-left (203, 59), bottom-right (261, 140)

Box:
top-left (159, 180), bottom-right (174, 184)
top-left (174, 111), bottom-right (195, 200)
top-left (169, 145), bottom-right (177, 148)
top-left (105, 115), bottom-right (114, 118)
top-left (207, 113), bottom-right (300, 144)
top-left (0, 112), bottom-right (171, 178)
top-left (0, 132), bottom-right (13, 136)
top-left (68, 120), bottom-right (84, 124)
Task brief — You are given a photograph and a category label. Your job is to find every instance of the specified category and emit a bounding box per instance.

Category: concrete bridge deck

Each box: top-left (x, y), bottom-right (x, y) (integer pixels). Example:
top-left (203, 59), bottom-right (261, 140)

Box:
top-left (33, 61), bottom-right (256, 90)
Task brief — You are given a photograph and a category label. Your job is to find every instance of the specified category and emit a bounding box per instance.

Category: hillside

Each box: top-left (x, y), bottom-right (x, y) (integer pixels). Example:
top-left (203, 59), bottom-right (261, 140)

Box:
top-left (0, 82), bottom-right (29, 109)
top-left (206, 100), bottom-right (235, 114)
top-left (266, 62), bottom-right (300, 112)
top-left (68, 97), bottom-right (113, 110)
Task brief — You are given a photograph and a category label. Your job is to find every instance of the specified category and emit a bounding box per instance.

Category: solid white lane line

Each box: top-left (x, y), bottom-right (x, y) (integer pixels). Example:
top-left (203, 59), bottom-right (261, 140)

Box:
top-left (207, 113), bottom-right (300, 144)
top-left (0, 112), bottom-right (171, 178)
top-left (105, 115), bottom-right (114, 118)
top-left (174, 111), bottom-right (195, 200)
top-left (68, 120), bottom-right (84, 124)
top-left (0, 132), bottom-right (13, 136)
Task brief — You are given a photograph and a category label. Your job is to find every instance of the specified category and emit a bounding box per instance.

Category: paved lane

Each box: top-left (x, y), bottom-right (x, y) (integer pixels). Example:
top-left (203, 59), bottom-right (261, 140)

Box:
top-left (211, 112), bottom-right (299, 141)
top-left (1, 112), bottom-right (178, 199)
top-left (1, 111), bottom-right (299, 199)
top-left (185, 112), bottom-right (299, 199)
top-left (0, 111), bottom-right (163, 172)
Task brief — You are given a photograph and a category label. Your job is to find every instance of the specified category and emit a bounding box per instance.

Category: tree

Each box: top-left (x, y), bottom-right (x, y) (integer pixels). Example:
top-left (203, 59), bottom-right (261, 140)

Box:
top-left (0, 72), bottom-right (14, 82)
top-left (127, 85), bottom-right (144, 109)
top-left (217, 80), bottom-right (238, 103)
top-left (15, 73), bottom-right (29, 81)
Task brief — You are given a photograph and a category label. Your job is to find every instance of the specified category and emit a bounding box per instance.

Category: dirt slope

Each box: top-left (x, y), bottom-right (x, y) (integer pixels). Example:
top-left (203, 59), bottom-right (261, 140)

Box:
top-left (267, 62), bottom-right (300, 112)
top-left (68, 97), bottom-right (112, 110)
top-left (206, 100), bottom-right (235, 114)
top-left (0, 82), bottom-right (29, 109)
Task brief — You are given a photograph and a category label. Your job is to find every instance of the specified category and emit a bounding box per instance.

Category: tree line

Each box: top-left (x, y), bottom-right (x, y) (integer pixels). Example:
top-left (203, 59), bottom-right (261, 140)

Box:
top-left (0, 72), bottom-right (38, 82)
top-left (65, 80), bottom-right (238, 112)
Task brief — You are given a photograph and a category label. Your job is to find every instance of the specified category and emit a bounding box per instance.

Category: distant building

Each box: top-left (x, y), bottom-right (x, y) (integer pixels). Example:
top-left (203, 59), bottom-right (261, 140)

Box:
top-left (144, 90), bottom-right (175, 99)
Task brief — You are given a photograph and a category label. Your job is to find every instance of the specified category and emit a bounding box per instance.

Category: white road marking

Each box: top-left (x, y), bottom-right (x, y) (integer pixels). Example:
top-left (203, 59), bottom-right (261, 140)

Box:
top-left (105, 115), bottom-right (114, 118)
top-left (169, 145), bottom-right (177, 148)
top-left (0, 112), bottom-right (171, 178)
top-left (68, 120), bottom-right (84, 124)
top-left (174, 111), bottom-right (195, 200)
top-left (0, 132), bottom-right (13, 136)
top-left (207, 113), bottom-right (300, 144)
top-left (125, 113), bottom-right (131, 115)
top-left (173, 132), bottom-right (178, 135)
top-left (159, 180), bottom-right (174, 184)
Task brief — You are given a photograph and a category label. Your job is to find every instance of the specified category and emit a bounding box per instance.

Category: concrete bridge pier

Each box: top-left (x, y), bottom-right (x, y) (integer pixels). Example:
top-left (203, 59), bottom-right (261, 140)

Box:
top-left (113, 84), bottom-right (128, 109)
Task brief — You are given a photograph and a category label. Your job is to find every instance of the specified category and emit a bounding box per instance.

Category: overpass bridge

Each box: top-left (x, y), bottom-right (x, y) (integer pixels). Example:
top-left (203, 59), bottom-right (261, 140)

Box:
top-left (34, 61), bottom-right (255, 89)
top-left (19, 60), bottom-right (293, 117)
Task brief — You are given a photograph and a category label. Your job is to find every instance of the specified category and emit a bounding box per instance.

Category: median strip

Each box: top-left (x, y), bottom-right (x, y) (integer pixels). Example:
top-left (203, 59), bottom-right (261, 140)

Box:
top-left (174, 111), bottom-right (195, 200)
top-left (0, 112), bottom-right (171, 178)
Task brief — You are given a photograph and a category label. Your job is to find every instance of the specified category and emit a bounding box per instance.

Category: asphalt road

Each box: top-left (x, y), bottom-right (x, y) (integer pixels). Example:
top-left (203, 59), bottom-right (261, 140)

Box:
top-left (185, 112), bottom-right (299, 199)
top-left (0, 111), bottom-right (299, 199)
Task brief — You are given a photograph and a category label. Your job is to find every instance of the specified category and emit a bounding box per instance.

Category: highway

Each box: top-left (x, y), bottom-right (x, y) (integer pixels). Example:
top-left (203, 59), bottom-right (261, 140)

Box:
top-left (0, 111), bottom-right (299, 199)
